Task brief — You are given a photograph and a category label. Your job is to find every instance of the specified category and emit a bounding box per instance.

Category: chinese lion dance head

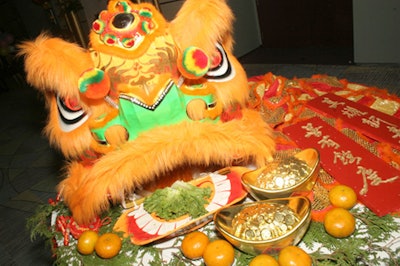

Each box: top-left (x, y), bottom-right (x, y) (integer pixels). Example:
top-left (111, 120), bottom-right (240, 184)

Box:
top-left (19, 0), bottom-right (275, 224)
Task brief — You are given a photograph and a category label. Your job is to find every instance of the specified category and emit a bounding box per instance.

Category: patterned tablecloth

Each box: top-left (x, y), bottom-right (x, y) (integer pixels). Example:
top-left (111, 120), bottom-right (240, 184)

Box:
top-left (248, 73), bottom-right (400, 217)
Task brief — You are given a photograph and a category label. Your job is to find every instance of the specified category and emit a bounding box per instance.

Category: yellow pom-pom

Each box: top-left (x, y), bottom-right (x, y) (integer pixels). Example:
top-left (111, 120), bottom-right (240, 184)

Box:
top-left (178, 46), bottom-right (210, 79)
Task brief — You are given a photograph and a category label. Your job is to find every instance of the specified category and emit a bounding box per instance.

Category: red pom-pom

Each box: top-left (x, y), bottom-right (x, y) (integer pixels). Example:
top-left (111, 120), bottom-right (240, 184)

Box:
top-left (178, 46), bottom-right (210, 79)
top-left (79, 68), bottom-right (110, 99)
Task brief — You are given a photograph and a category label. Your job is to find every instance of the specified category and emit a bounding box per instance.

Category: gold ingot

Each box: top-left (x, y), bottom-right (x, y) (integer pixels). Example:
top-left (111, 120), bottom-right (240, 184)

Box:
top-left (242, 148), bottom-right (320, 200)
top-left (214, 196), bottom-right (311, 255)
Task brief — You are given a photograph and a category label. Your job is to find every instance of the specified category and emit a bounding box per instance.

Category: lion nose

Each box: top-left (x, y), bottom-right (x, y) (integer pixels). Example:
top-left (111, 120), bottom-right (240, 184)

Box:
top-left (112, 13), bottom-right (134, 29)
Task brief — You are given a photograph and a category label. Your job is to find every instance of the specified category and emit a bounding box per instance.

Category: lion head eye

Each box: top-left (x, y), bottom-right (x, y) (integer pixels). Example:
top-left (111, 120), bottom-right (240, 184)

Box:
top-left (64, 97), bottom-right (81, 111)
top-left (56, 95), bottom-right (88, 133)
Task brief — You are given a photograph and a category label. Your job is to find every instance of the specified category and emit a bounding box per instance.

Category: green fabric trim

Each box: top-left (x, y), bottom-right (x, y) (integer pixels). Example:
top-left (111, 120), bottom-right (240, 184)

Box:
top-left (91, 82), bottom-right (218, 145)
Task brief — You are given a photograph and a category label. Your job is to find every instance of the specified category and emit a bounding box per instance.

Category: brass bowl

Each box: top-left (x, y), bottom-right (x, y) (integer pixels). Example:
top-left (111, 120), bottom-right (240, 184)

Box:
top-left (242, 148), bottom-right (320, 200)
top-left (214, 196), bottom-right (311, 255)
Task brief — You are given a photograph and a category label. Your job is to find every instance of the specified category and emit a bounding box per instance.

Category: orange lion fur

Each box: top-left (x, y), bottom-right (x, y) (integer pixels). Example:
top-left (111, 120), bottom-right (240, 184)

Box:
top-left (18, 34), bottom-right (92, 100)
top-left (18, 34), bottom-right (94, 158)
top-left (63, 109), bottom-right (275, 223)
top-left (170, 0), bottom-right (234, 56)
top-left (19, 0), bottom-right (275, 224)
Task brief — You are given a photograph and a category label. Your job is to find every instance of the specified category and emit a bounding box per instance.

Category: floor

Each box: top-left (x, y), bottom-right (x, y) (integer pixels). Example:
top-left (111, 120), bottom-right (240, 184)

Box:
top-left (0, 51), bottom-right (399, 265)
top-left (0, 76), bottom-right (62, 265)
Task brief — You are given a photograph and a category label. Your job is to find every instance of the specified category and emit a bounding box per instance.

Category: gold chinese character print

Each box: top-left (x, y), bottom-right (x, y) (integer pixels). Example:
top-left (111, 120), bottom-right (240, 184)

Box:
top-left (357, 166), bottom-right (399, 195)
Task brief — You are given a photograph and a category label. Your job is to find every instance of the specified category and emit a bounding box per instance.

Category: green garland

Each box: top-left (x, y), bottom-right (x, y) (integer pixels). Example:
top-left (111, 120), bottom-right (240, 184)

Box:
top-left (302, 207), bottom-right (400, 265)
top-left (27, 200), bottom-right (400, 265)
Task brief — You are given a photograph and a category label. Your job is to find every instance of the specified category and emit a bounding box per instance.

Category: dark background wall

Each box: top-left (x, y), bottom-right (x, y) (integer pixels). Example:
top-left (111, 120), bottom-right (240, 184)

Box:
top-left (0, 0), bottom-right (399, 64)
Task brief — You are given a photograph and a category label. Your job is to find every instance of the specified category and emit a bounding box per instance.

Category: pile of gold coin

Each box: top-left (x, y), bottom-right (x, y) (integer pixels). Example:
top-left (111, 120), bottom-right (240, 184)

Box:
top-left (231, 203), bottom-right (299, 241)
top-left (256, 157), bottom-right (311, 190)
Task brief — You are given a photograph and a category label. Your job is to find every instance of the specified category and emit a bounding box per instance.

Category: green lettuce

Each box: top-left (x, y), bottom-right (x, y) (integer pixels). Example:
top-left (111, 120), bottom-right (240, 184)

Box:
top-left (143, 181), bottom-right (212, 220)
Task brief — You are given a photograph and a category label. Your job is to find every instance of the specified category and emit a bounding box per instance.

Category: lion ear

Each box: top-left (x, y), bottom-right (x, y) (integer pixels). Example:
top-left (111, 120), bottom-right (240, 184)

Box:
top-left (18, 33), bottom-right (93, 99)
top-left (169, 0), bottom-right (234, 56)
